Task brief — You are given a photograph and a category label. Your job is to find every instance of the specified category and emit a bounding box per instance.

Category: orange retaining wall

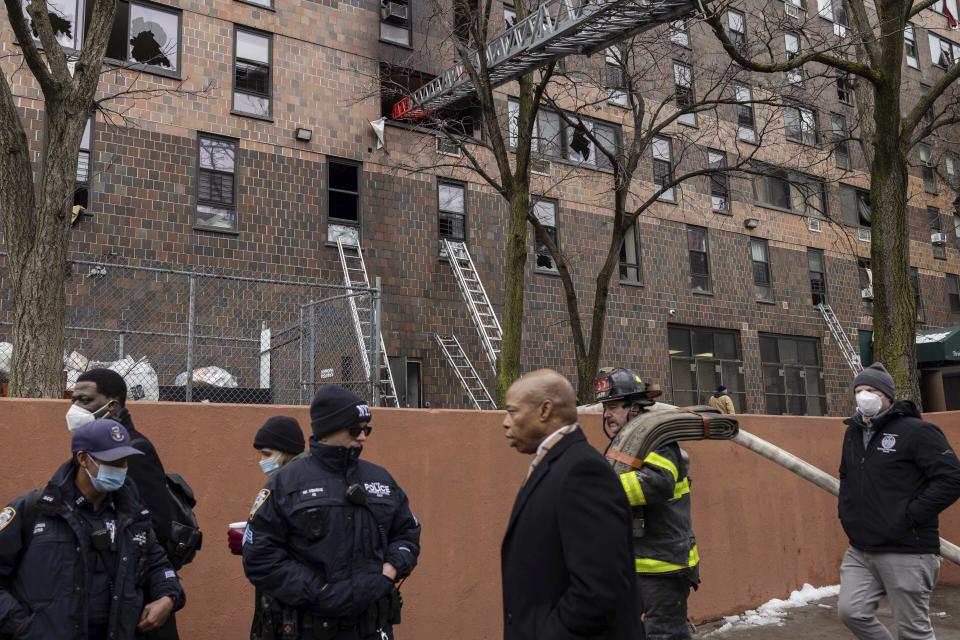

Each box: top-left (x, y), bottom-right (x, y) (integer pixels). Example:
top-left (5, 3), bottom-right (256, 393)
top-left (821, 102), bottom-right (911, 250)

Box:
top-left (2, 399), bottom-right (959, 638)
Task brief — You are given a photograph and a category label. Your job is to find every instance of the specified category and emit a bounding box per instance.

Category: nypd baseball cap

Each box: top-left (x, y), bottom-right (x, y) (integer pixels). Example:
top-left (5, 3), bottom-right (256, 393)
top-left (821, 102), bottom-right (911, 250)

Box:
top-left (71, 419), bottom-right (144, 462)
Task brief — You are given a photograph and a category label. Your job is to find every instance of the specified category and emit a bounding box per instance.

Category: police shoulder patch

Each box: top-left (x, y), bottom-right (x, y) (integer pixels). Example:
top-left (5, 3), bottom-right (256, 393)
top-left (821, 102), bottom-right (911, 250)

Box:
top-left (0, 507), bottom-right (16, 533)
top-left (249, 489), bottom-right (271, 519)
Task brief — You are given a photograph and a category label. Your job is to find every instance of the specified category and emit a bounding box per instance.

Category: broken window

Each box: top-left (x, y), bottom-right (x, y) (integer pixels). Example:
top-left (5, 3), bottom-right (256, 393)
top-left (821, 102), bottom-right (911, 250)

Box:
top-left (196, 134), bottom-right (238, 231)
top-left (687, 225), bottom-right (711, 292)
top-left (382, 65), bottom-right (479, 139)
top-left (438, 181), bottom-right (466, 255)
top-left (23, 0), bottom-right (81, 49)
top-left (928, 32), bottom-right (960, 68)
top-left (328, 160), bottom-right (360, 245)
top-left (533, 199), bottom-right (559, 274)
top-left (652, 137), bottom-right (674, 201)
top-left (233, 28), bottom-right (271, 118)
top-left (87, 0), bottom-right (180, 71)
top-left (506, 99), bottom-right (619, 169)
top-left (840, 184), bottom-right (871, 229)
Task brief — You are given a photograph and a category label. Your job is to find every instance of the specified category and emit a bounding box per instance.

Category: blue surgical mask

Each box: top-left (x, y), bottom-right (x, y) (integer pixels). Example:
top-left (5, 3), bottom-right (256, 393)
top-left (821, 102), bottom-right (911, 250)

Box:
top-left (259, 456), bottom-right (281, 477)
top-left (85, 458), bottom-right (127, 493)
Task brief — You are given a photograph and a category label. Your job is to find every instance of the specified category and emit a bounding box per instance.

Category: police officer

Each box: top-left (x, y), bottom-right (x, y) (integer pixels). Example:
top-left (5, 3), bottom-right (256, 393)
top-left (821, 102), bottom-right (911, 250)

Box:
top-left (243, 386), bottom-right (421, 640)
top-left (593, 368), bottom-right (699, 640)
top-left (0, 419), bottom-right (185, 639)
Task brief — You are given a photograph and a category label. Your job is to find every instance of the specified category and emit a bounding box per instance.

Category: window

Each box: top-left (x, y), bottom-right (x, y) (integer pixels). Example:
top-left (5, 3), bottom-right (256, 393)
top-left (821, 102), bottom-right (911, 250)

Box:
top-left (619, 223), bottom-right (643, 285)
top-left (80, 0), bottom-right (180, 72)
top-left (23, 0), bottom-right (82, 49)
top-left (836, 73), bottom-right (852, 104)
top-left (687, 225), bottom-right (711, 292)
top-left (919, 144), bottom-right (938, 194)
top-left (668, 325), bottom-right (746, 410)
top-left (785, 33), bottom-right (803, 85)
top-left (760, 334), bottom-right (826, 416)
top-left (784, 105), bottom-right (817, 145)
top-left (751, 238), bottom-right (774, 302)
top-left (734, 84), bottom-right (756, 143)
top-left (74, 118), bottom-right (91, 212)
top-left (831, 113), bottom-right (850, 169)
top-left (196, 134), bottom-right (238, 231)
top-left (946, 154), bottom-right (959, 188)
top-left (728, 10), bottom-right (745, 48)
top-left (840, 184), bottom-right (871, 229)
top-left (328, 160), bottom-right (360, 245)
top-left (955, 213), bottom-right (960, 248)
top-left (752, 165), bottom-right (826, 217)
top-left (381, 65), bottom-right (479, 138)
top-left (947, 274), bottom-right (960, 316)
top-left (380, 0), bottom-right (411, 46)
top-left (911, 267), bottom-right (925, 323)
top-left (858, 257), bottom-right (873, 315)
top-left (241, 0), bottom-right (272, 9)
top-left (605, 48), bottom-right (628, 105)
top-left (929, 206), bottom-right (946, 260)
top-left (673, 62), bottom-right (696, 126)
top-left (784, 0), bottom-right (806, 16)
top-left (817, 0), bottom-right (848, 34)
top-left (438, 182), bottom-right (466, 255)
top-left (905, 23), bottom-right (919, 69)
top-left (388, 357), bottom-right (422, 407)
top-left (233, 28), bottom-right (271, 118)
top-left (507, 99), bottom-right (619, 169)
top-left (652, 137), bottom-right (675, 201)
top-left (708, 149), bottom-right (730, 213)
top-left (533, 199), bottom-right (559, 273)
top-left (669, 19), bottom-right (689, 46)
top-left (928, 32), bottom-right (960, 68)
top-left (808, 248), bottom-right (827, 305)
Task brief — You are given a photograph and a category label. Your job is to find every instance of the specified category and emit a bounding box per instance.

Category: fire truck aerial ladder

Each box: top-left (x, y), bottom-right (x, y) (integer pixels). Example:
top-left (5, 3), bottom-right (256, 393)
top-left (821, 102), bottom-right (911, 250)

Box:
top-left (391, 0), bottom-right (697, 119)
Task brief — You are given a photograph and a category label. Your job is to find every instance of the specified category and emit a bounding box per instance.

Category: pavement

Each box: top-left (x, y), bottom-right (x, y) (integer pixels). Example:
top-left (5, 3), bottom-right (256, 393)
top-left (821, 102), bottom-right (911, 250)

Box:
top-left (693, 586), bottom-right (960, 638)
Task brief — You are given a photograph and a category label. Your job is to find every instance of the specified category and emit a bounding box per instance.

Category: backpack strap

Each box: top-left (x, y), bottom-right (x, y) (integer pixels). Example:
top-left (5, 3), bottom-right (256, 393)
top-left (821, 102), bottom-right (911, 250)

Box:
top-left (18, 489), bottom-right (43, 550)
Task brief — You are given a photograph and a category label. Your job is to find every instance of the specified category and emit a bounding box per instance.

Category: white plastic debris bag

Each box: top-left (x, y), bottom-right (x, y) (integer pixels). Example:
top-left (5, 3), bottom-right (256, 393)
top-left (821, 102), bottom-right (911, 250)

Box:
top-left (175, 366), bottom-right (238, 388)
top-left (64, 352), bottom-right (161, 401)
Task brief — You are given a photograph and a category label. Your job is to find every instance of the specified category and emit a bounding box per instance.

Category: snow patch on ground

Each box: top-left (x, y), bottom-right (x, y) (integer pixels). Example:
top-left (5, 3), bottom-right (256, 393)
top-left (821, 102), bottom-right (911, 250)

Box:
top-left (706, 583), bottom-right (840, 636)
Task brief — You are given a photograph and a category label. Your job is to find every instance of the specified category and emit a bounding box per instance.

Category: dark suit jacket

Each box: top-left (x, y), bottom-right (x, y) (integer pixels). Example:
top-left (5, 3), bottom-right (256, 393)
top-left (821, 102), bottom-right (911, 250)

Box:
top-left (501, 428), bottom-right (638, 640)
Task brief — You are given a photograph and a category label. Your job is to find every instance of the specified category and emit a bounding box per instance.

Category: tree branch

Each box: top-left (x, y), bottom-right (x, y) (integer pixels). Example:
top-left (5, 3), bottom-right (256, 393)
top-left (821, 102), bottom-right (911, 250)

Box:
top-left (2, 0), bottom-right (57, 95)
top-left (903, 60), bottom-right (960, 142)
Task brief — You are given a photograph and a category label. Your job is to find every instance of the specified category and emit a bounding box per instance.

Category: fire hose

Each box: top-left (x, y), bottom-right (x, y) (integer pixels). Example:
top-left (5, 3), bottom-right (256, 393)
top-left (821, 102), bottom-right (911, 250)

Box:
top-left (604, 405), bottom-right (960, 566)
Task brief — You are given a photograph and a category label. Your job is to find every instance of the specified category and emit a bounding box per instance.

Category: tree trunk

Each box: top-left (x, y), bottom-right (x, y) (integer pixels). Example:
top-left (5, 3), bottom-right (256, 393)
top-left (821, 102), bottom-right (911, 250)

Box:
top-left (497, 185), bottom-right (530, 403)
top-left (869, 50), bottom-right (919, 403)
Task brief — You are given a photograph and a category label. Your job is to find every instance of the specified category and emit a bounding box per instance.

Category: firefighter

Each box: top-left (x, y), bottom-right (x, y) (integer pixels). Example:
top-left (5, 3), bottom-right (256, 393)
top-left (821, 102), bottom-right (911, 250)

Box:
top-left (593, 367), bottom-right (699, 640)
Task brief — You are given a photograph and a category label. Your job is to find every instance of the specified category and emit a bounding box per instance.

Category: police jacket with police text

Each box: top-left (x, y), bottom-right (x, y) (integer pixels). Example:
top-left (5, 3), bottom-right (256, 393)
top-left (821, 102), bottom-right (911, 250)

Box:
top-left (617, 442), bottom-right (698, 574)
top-left (0, 460), bottom-right (186, 640)
top-left (839, 401), bottom-right (960, 554)
top-left (242, 439), bottom-right (421, 620)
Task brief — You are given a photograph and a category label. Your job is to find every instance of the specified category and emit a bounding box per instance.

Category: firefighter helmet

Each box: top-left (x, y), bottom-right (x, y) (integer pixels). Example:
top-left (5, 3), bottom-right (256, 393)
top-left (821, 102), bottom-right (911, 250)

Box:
top-left (592, 367), bottom-right (662, 403)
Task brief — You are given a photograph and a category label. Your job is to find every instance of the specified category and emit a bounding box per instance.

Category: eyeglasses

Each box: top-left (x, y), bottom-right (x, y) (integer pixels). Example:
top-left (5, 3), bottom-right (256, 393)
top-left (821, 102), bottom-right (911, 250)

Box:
top-left (348, 425), bottom-right (372, 438)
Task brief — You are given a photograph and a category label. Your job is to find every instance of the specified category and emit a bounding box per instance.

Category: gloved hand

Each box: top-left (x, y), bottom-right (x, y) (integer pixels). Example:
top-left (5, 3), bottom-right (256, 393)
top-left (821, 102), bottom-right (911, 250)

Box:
top-left (228, 528), bottom-right (244, 555)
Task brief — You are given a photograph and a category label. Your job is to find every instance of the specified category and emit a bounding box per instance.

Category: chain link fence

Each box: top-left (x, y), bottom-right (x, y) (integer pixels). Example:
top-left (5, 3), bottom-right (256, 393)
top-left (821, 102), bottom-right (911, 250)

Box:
top-left (0, 253), bottom-right (383, 405)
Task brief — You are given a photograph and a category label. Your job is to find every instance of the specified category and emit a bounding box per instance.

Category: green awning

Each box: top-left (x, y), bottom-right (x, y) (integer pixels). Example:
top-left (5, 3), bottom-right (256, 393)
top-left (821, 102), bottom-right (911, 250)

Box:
top-left (916, 326), bottom-right (960, 364)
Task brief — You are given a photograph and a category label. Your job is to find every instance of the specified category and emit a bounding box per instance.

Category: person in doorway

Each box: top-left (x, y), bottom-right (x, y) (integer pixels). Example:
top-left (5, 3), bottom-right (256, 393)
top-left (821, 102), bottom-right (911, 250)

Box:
top-left (707, 385), bottom-right (735, 414)
top-left (595, 367), bottom-right (699, 640)
top-left (70, 368), bottom-right (183, 640)
top-left (228, 416), bottom-right (307, 640)
top-left (243, 386), bottom-right (420, 639)
top-left (0, 419), bottom-right (184, 639)
top-left (838, 362), bottom-right (960, 639)
top-left (501, 369), bottom-right (637, 640)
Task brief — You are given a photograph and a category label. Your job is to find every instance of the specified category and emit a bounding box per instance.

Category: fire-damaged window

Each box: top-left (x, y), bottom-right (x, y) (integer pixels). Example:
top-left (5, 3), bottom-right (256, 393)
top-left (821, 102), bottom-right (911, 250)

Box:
top-left (327, 159), bottom-right (361, 246)
top-left (381, 64), bottom-right (479, 142)
top-left (760, 334), bottom-right (826, 416)
top-left (532, 199), bottom-right (559, 274)
top-left (507, 99), bottom-right (619, 170)
top-left (668, 325), bottom-right (745, 410)
top-left (380, 0), bottom-right (411, 46)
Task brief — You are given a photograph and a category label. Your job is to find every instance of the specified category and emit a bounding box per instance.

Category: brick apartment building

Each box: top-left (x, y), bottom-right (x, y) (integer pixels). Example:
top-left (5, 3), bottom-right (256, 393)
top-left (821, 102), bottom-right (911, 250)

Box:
top-left (1, 0), bottom-right (960, 413)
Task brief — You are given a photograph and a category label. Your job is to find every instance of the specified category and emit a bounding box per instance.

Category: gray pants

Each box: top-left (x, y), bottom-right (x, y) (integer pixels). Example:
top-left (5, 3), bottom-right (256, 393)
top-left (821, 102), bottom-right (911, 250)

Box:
top-left (838, 546), bottom-right (941, 640)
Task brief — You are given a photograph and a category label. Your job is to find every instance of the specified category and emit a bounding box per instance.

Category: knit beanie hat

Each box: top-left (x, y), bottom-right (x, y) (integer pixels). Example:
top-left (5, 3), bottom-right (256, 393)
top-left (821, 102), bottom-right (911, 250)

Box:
top-left (852, 362), bottom-right (896, 401)
top-left (310, 385), bottom-right (372, 439)
top-left (253, 416), bottom-right (305, 454)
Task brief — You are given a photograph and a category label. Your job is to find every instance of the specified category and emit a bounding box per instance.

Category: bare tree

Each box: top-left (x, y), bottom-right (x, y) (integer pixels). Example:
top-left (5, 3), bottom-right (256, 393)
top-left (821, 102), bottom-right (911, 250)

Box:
top-left (702, 0), bottom-right (960, 402)
top-left (0, 0), bottom-right (209, 396)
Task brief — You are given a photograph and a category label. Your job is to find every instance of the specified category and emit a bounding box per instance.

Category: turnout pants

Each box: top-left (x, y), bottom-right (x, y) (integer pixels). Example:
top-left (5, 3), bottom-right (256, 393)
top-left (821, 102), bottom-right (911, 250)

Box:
top-left (838, 546), bottom-right (941, 640)
top-left (637, 572), bottom-right (695, 640)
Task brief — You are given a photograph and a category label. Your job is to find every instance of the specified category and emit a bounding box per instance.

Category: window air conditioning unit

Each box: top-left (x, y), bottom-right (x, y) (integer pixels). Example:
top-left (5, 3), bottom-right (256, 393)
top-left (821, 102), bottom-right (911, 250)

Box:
top-left (785, 1), bottom-right (801, 15)
top-left (858, 227), bottom-right (871, 242)
top-left (861, 286), bottom-right (874, 300)
top-left (931, 231), bottom-right (948, 245)
top-left (807, 217), bottom-right (822, 232)
top-left (381, 1), bottom-right (409, 23)
top-left (531, 157), bottom-right (551, 175)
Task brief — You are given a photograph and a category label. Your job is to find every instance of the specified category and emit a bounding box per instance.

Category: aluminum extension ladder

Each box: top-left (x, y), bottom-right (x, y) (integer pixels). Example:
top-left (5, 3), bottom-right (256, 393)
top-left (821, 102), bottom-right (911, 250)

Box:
top-left (817, 303), bottom-right (863, 374)
top-left (434, 334), bottom-right (497, 410)
top-left (337, 239), bottom-right (399, 407)
top-left (443, 240), bottom-right (502, 374)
